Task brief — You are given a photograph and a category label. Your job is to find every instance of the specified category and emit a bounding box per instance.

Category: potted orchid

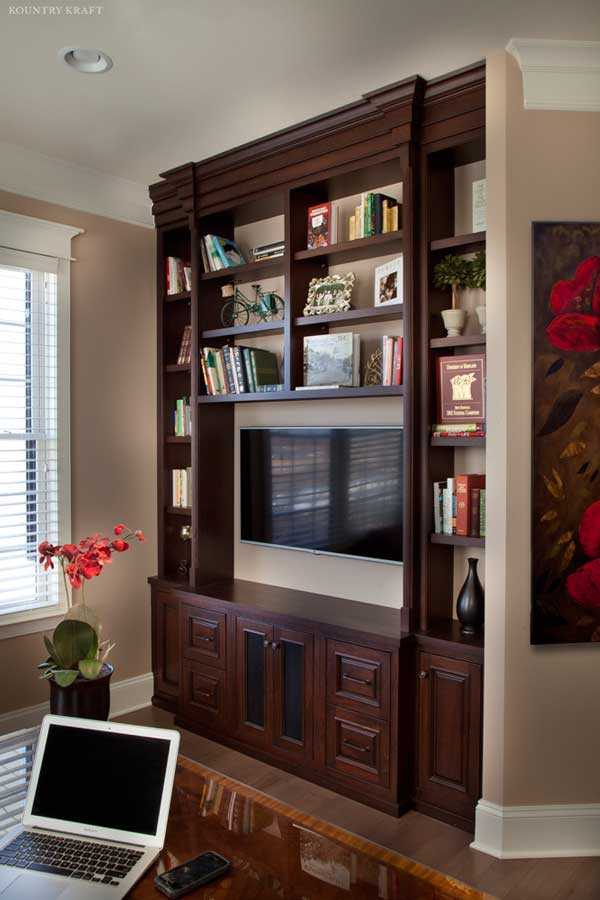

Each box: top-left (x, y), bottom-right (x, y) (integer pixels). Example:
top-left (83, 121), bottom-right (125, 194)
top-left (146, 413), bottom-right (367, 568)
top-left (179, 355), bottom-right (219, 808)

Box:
top-left (37, 524), bottom-right (145, 720)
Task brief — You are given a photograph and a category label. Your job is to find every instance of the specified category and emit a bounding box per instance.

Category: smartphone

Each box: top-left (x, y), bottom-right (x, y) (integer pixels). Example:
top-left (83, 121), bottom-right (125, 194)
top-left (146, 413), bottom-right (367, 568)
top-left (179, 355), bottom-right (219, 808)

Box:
top-left (155, 851), bottom-right (230, 898)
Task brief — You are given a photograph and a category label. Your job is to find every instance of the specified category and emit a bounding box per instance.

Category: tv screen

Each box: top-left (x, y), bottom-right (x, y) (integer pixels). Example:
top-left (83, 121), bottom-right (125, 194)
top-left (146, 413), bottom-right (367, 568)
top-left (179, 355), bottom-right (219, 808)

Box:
top-left (240, 427), bottom-right (403, 564)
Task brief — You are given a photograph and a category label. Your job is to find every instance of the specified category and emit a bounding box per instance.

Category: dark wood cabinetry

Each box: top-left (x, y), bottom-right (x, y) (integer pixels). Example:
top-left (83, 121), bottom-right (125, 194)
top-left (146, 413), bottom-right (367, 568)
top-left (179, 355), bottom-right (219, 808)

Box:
top-left (149, 61), bottom-right (486, 830)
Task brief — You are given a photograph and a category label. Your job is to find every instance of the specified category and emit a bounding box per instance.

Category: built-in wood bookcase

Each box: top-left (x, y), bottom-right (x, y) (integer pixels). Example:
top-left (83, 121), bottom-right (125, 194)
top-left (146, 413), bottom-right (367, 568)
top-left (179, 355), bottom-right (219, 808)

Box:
top-left (151, 61), bottom-right (486, 829)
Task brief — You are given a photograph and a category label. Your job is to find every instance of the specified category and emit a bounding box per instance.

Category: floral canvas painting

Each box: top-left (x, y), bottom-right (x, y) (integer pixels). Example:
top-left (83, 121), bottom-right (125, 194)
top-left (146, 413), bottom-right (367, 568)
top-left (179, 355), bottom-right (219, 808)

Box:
top-left (532, 222), bottom-right (600, 644)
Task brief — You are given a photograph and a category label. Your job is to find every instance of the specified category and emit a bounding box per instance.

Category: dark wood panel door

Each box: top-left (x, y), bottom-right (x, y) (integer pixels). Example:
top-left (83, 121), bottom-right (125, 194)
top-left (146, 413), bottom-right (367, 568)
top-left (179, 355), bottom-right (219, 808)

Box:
top-left (416, 651), bottom-right (482, 826)
top-left (152, 591), bottom-right (180, 708)
top-left (181, 602), bottom-right (227, 669)
top-left (235, 617), bottom-right (274, 748)
top-left (181, 660), bottom-right (228, 730)
top-left (326, 708), bottom-right (390, 789)
top-left (327, 640), bottom-right (391, 720)
top-left (271, 626), bottom-right (314, 765)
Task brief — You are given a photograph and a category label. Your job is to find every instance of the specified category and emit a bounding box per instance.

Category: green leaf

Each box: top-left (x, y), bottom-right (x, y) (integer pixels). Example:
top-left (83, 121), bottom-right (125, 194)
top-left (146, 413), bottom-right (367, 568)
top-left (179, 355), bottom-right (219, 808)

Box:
top-left (52, 619), bottom-right (97, 669)
top-left (78, 659), bottom-right (103, 680)
top-left (53, 669), bottom-right (79, 688)
top-left (44, 635), bottom-right (57, 662)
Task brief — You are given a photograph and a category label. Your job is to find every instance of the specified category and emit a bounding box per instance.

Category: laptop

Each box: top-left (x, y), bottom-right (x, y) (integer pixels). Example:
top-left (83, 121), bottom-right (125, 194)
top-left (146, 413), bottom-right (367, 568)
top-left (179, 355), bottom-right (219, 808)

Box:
top-left (0, 714), bottom-right (180, 899)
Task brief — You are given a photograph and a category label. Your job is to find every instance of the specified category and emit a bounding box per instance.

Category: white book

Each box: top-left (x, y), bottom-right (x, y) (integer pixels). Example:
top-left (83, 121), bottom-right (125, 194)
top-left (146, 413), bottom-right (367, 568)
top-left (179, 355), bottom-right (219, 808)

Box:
top-left (353, 333), bottom-right (360, 386)
top-left (180, 469), bottom-right (188, 508)
top-left (472, 179), bottom-right (486, 232)
top-left (186, 466), bottom-right (192, 507)
top-left (442, 488), bottom-right (453, 535)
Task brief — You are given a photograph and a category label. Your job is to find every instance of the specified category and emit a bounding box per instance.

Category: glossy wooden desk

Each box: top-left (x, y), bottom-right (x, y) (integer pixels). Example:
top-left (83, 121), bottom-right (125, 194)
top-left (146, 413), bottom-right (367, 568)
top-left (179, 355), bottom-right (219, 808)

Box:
top-left (132, 757), bottom-right (492, 900)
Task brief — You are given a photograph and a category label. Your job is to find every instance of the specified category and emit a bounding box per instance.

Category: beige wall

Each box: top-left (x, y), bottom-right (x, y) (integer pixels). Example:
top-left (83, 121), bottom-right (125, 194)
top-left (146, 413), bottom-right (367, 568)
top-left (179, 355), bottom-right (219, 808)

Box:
top-left (0, 191), bottom-right (155, 716)
top-left (484, 52), bottom-right (600, 806)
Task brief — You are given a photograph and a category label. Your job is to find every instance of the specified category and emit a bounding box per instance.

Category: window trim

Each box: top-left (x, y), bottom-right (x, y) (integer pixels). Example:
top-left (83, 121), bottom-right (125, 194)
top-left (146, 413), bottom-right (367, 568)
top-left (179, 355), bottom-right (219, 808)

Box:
top-left (0, 211), bottom-right (82, 638)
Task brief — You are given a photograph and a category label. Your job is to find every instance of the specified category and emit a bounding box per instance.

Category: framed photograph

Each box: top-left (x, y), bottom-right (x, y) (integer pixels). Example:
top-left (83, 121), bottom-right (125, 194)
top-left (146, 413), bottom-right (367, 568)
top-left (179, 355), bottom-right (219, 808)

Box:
top-left (374, 256), bottom-right (403, 306)
top-left (303, 272), bottom-right (355, 316)
top-left (531, 222), bottom-right (600, 645)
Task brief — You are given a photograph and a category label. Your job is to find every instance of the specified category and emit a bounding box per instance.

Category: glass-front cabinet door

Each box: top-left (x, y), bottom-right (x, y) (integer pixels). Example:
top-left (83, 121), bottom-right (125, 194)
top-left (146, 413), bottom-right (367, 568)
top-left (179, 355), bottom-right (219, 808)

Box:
top-left (272, 627), bottom-right (314, 763)
top-left (235, 617), bottom-right (273, 747)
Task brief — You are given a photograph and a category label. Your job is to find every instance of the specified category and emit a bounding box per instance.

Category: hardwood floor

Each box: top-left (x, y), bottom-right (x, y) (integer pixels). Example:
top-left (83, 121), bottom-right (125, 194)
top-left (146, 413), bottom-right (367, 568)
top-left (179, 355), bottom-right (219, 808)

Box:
top-left (119, 706), bottom-right (600, 900)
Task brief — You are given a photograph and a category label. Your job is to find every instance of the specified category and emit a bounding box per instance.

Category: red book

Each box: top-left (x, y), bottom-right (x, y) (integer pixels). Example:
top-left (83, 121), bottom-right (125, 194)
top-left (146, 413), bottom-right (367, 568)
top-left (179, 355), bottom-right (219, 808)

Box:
top-left (455, 474), bottom-right (486, 536)
top-left (471, 488), bottom-right (481, 537)
top-left (394, 337), bottom-right (404, 384)
top-left (307, 202), bottom-right (335, 249)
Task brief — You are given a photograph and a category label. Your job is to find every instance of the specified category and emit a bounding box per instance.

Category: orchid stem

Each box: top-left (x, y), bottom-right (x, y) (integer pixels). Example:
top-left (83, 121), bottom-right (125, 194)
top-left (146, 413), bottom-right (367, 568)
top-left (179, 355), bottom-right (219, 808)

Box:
top-left (60, 559), bottom-right (71, 610)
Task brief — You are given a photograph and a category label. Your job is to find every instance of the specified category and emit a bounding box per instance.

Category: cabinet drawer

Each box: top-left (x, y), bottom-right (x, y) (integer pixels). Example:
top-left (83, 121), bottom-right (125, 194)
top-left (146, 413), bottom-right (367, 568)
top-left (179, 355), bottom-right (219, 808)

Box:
top-left (326, 708), bottom-right (390, 788)
top-left (182, 603), bottom-right (226, 669)
top-left (182, 661), bottom-right (228, 728)
top-left (327, 640), bottom-right (391, 719)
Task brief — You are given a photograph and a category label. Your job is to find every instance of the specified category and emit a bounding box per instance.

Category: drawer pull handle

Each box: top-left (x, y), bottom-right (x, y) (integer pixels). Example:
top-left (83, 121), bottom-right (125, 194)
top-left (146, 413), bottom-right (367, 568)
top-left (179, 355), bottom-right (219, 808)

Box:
top-left (196, 636), bottom-right (213, 642)
top-left (343, 739), bottom-right (369, 753)
top-left (197, 688), bottom-right (215, 697)
top-left (343, 674), bottom-right (371, 686)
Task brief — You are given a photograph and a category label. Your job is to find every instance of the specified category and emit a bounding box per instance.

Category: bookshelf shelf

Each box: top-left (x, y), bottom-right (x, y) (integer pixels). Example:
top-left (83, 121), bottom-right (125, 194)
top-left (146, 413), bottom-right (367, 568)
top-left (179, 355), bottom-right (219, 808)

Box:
top-left (294, 231), bottom-right (401, 264)
top-left (202, 321), bottom-right (284, 340)
top-left (430, 232), bottom-right (486, 253)
top-left (165, 435), bottom-right (191, 444)
top-left (430, 436), bottom-right (485, 447)
top-left (200, 256), bottom-right (286, 282)
top-left (165, 291), bottom-right (191, 303)
top-left (198, 385), bottom-right (403, 404)
top-left (429, 334), bottom-right (486, 349)
top-left (295, 305), bottom-right (402, 328)
top-left (166, 506), bottom-right (192, 516)
top-left (165, 363), bottom-right (192, 373)
top-left (430, 533), bottom-right (485, 548)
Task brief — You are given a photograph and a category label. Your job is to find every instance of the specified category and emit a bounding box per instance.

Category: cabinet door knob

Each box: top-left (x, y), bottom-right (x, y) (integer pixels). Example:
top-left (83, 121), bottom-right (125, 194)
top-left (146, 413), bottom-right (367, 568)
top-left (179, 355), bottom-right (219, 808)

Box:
top-left (263, 640), bottom-right (271, 649)
top-left (271, 642), bottom-right (280, 651)
top-left (418, 670), bottom-right (429, 680)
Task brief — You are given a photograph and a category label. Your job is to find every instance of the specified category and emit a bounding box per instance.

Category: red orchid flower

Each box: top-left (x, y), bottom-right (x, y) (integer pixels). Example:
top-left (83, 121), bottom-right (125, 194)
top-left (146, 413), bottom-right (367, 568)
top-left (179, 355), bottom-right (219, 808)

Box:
top-left (61, 543), bottom-right (78, 561)
top-left (547, 256), bottom-right (600, 352)
top-left (135, 530), bottom-right (145, 542)
top-left (567, 558), bottom-right (600, 609)
top-left (114, 524), bottom-right (126, 536)
top-left (112, 539), bottom-right (129, 553)
top-left (38, 541), bottom-right (58, 571)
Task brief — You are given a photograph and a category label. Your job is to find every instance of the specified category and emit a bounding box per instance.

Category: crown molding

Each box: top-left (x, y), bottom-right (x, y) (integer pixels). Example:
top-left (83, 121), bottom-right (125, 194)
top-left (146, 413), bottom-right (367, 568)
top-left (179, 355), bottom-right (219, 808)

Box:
top-left (0, 139), bottom-right (153, 229)
top-left (507, 38), bottom-right (600, 112)
top-left (0, 209), bottom-right (83, 260)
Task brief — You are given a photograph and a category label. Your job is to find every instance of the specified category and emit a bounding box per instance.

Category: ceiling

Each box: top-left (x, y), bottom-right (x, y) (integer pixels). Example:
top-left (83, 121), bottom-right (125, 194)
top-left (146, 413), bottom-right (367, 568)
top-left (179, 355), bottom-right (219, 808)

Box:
top-left (0, 0), bottom-right (598, 190)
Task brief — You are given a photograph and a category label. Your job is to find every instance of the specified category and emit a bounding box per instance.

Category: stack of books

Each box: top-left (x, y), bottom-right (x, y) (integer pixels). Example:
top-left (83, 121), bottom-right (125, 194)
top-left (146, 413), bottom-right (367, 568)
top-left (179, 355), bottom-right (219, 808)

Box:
top-left (433, 475), bottom-right (486, 537)
top-left (172, 468), bottom-right (192, 508)
top-left (349, 193), bottom-right (400, 241)
top-left (166, 257), bottom-right (191, 294)
top-left (173, 397), bottom-right (192, 436)
top-left (176, 325), bottom-right (192, 365)
top-left (200, 235), bottom-right (246, 273)
top-left (382, 335), bottom-right (403, 385)
top-left (302, 333), bottom-right (360, 388)
top-left (200, 345), bottom-right (281, 395)
top-left (431, 424), bottom-right (485, 439)
top-left (252, 240), bottom-right (285, 262)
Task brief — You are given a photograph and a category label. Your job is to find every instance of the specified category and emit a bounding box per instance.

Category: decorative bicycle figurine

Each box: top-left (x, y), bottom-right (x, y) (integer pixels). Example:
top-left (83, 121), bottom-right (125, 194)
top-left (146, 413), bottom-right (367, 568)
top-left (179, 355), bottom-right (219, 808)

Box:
top-left (220, 283), bottom-right (284, 328)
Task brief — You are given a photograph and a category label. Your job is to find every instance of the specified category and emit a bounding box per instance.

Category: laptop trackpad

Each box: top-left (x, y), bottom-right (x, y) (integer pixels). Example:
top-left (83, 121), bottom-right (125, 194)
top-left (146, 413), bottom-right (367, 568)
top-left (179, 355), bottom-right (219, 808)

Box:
top-left (0, 872), bottom-right (68, 899)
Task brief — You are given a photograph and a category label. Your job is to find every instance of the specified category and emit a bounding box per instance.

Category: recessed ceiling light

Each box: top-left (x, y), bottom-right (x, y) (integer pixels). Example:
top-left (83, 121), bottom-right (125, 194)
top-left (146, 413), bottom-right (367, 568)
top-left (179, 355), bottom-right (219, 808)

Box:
top-left (59, 47), bottom-right (113, 74)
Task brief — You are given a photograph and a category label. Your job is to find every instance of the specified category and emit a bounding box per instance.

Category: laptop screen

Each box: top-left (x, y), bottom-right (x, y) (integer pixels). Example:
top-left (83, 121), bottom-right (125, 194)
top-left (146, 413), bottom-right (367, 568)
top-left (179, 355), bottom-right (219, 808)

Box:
top-left (31, 724), bottom-right (172, 837)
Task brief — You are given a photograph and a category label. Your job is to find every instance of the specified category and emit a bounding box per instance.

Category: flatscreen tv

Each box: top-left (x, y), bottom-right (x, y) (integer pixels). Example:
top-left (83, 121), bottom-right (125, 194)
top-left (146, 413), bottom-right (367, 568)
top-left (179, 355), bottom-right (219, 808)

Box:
top-left (240, 427), bottom-right (403, 564)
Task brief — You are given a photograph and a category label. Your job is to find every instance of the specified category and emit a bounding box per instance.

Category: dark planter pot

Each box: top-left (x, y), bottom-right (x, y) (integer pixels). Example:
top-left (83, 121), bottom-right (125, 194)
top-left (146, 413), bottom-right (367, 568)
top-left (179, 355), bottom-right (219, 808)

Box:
top-left (49, 664), bottom-right (113, 720)
top-left (456, 558), bottom-right (485, 635)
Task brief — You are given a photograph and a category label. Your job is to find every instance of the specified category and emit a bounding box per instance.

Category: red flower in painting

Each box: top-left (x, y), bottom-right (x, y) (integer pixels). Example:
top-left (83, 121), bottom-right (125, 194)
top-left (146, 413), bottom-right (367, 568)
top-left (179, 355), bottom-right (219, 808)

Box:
top-left (567, 558), bottom-right (600, 609)
top-left (547, 256), bottom-right (600, 352)
top-left (579, 500), bottom-right (600, 559)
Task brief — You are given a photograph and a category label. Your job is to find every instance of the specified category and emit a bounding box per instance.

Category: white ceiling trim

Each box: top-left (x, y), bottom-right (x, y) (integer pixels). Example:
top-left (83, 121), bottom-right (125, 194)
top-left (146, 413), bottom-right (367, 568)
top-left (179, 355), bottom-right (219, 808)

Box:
top-left (507, 38), bottom-right (600, 112)
top-left (0, 139), bottom-right (153, 229)
top-left (0, 209), bottom-right (83, 261)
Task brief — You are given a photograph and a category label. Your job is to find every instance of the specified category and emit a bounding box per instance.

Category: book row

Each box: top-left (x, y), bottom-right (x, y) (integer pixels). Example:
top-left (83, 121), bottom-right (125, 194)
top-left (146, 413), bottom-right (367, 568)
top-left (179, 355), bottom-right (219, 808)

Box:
top-left (381, 335), bottom-right (403, 386)
top-left (433, 475), bottom-right (486, 537)
top-left (201, 345), bottom-right (281, 395)
top-left (177, 325), bottom-right (192, 365)
top-left (166, 256), bottom-right (192, 295)
top-left (306, 195), bottom-right (401, 250)
top-left (171, 468), bottom-right (192, 508)
top-left (173, 397), bottom-right (192, 436)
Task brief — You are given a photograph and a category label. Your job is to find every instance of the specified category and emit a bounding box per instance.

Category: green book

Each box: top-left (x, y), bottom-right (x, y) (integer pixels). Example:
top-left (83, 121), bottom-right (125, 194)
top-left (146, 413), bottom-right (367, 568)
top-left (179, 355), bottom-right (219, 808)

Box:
top-left (241, 347), bottom-right (256, 392)
top-left (251, 348), bottom-right (279, 386)
top-left (176, 397), bottom-right (184, 435)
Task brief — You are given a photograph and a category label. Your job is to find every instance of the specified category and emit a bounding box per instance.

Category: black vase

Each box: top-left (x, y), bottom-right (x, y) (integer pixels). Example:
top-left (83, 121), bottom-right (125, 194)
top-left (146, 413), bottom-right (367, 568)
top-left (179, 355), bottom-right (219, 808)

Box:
top-left (456, 558), bottom-right (484, 635)
top-left (49, 664), bottom-right (113, 720)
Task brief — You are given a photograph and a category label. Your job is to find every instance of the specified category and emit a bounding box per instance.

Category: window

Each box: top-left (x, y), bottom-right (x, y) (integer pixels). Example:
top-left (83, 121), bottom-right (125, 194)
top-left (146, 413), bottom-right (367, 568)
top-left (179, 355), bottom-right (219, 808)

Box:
top-left (0, 210), bottom-right (79, 634)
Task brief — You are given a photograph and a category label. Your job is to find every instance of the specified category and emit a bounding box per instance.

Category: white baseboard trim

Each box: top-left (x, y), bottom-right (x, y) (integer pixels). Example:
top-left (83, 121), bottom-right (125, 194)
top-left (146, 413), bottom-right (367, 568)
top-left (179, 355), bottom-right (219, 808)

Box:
top-left (0, 672), bottom-right (153, 735)
top-left (472, 799), bottom-right (600, 858)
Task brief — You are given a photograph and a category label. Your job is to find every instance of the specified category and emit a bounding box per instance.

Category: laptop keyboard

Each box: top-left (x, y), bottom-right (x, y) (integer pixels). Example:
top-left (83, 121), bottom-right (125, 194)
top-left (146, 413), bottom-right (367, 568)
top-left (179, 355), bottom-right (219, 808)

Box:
top-left (0, 832), bottom-right (143, 886)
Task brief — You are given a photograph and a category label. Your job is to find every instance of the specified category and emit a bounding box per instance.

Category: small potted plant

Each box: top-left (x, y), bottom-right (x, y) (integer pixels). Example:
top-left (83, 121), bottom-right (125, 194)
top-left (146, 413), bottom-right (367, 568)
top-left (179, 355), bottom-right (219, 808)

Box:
top-left (468, 249), bottom-right (486, 333)
top-left (433, 254), bottom-right (471, 336)
top-left (37, 524), bottom-right (145, 720)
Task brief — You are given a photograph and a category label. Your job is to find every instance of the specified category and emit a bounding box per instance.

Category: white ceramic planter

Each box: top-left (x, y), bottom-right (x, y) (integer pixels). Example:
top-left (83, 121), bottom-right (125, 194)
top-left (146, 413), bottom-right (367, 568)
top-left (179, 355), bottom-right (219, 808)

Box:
top-left (476, 305), bottom-right (486, 334)
top-left (441, 308), bottom-right (466, 337)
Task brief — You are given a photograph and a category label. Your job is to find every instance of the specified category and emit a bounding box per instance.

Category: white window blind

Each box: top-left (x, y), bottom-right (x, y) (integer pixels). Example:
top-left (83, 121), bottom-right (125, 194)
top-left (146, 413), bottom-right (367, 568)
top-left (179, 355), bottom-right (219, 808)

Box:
top-left (0, 727), bottom-right (39, 835)
top-left (0, 248), bottom-right (65, 618)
